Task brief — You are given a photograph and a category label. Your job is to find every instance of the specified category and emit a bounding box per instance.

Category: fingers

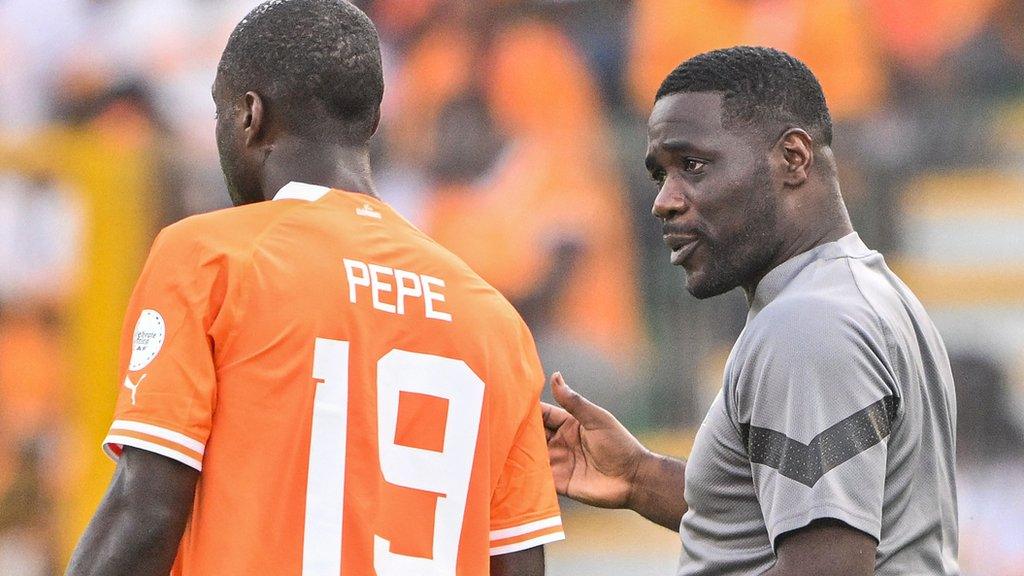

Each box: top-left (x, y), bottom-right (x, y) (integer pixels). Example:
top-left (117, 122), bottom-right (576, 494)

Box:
top-left (542, 402), bottom-right (572, 430)
top-left (550, 372), bottom-right (610, 430)
top-left (541, 403), bottom-right (568, 441)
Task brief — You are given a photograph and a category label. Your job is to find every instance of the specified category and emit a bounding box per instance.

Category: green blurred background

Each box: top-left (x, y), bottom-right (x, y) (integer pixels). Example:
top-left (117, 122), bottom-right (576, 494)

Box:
top-left (1, 0), bottom-right (1022, 574)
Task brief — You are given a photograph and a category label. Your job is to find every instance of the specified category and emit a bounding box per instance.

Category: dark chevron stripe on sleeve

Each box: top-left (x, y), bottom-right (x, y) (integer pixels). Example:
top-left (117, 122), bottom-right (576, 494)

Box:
top-left (740, 395), bottom-right (900, 488)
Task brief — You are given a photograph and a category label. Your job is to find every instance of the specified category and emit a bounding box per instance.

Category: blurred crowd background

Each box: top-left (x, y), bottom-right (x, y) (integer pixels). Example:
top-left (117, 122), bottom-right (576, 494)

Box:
top-left (1, 0), bottom-right (1022, 574)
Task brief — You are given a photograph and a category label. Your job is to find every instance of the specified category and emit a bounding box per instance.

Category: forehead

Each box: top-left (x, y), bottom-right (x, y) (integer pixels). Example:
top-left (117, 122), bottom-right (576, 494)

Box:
top-left (211, 71), bottom-right (233, 104)
top-left (211, 72), bottom-right (223, 98)
top-left (647, 91), bottom-right (726, 146)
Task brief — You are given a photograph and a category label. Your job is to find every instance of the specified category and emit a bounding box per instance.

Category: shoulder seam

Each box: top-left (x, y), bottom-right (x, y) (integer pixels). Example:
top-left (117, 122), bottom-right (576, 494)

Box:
top-left (843, 256), bottom-right (903, 414)
top-left (842, 256), bottom-right (892, 355)
top-left (246, 200), bottom-right (316, 261)
top-left (218, 201), bottom-right (313, 367)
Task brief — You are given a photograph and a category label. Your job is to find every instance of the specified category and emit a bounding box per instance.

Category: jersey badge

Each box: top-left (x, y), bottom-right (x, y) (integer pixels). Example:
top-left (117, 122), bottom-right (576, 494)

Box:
top-left (128, 309), bottom-right (165, 371)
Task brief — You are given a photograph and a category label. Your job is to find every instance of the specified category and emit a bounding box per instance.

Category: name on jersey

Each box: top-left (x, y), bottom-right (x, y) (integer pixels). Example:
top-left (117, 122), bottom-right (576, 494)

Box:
top-left (344, 258), bottom-right (452, 322)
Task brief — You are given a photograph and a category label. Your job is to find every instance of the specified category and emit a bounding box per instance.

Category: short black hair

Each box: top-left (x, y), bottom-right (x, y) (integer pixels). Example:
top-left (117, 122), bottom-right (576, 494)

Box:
top-left (655, 46), bottom-right (833, 146)
top-left (217, 0), bottom-right (383, 145)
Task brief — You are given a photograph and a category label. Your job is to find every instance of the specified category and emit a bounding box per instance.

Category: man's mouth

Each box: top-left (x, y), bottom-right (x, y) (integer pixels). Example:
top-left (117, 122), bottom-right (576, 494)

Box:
top-left (663, 234), bottom-right (700, 265)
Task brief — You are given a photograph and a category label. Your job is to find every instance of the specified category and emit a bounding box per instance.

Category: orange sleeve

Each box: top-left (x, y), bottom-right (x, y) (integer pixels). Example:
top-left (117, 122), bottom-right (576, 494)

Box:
top-left (488, 329), bottom-right (564, 556)
top-left (101, 222), bottom-right (229, 472)
top-left (488, 400), bottom-right (565, 555)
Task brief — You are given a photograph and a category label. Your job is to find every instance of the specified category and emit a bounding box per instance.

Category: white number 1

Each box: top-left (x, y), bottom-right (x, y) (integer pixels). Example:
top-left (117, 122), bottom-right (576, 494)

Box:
top-left (305, 338), bottom-right (485, 576)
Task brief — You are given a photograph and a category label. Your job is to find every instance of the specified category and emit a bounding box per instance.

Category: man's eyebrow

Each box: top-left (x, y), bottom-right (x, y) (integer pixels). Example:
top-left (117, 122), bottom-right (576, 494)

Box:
top-left (660, 139), bottom-right (698, 153)
top-left (646, 139), bottom-right (703, 172)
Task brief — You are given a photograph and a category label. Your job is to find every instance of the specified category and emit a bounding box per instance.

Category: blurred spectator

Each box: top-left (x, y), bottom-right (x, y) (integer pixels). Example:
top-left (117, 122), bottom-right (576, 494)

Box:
top-left (409, 17), bottom-right (646, 411)
top-left (867, 0), bottom-right (1000, 78)
top-left (0, 174), bottom-right (80, 575)
top-left (0, 167), bottom-right (84, 576)
top-left (951, 0), bottom-right (1024, 104)
top-left (627, 0), bottom-right (886, 119)
top-left (0, 68), bottom-right (166, 569)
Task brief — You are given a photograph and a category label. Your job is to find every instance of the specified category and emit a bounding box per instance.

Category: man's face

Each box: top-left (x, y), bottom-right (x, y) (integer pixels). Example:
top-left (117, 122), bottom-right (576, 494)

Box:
top-left (213, 75), bottom-right (264, 206)
top-left (645, 92), bottom-right (781, 299)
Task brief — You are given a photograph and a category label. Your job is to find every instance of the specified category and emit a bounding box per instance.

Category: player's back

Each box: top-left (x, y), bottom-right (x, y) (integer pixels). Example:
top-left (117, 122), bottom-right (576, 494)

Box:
top-left (103, 182), bottom-right (563, 575)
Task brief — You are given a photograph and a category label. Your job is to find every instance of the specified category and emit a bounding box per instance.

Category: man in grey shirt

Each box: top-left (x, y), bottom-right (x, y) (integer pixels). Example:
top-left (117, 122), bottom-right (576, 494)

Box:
top-left (543, 47), bottom-right (959, 575)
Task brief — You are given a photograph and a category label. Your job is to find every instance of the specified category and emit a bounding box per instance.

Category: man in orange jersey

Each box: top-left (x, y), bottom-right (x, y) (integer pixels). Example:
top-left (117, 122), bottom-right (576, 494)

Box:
top-left (66, 1), bottom-right (563, 575)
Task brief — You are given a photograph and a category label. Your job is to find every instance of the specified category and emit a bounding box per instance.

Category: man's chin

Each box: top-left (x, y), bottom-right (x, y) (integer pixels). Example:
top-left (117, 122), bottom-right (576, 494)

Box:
top-left (684, 271), bottom-right (736, 300)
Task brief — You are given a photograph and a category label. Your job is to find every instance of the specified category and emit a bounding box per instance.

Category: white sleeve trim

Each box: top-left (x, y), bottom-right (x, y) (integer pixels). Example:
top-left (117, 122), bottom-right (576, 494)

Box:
top-left (109, 419), bottom-right (205, 454)
top-left (489, 531), bottom-right (566, 556)
top-left (103, 435), bottom-right (203, 471)
top-left (489, 515), bottom-right (562, 541)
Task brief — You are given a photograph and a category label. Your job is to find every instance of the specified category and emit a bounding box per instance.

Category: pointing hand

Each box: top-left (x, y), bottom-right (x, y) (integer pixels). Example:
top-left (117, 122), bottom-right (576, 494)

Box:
top-left (541, 372), bottom-right (651, 509)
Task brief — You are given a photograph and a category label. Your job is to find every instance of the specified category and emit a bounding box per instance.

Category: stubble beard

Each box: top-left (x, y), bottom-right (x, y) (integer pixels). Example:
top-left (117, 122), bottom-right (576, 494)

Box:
top-left (685, 164), bottom-right (779, 300)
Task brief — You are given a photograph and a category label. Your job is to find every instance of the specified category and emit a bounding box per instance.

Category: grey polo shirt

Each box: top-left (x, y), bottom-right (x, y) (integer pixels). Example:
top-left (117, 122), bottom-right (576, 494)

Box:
top-left (678, 233), bottom-right (959, 575)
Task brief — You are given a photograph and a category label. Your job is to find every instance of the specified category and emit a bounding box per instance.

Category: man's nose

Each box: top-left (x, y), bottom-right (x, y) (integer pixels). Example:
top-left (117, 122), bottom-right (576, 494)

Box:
top-left (652, 183), bottom-right (687, 220)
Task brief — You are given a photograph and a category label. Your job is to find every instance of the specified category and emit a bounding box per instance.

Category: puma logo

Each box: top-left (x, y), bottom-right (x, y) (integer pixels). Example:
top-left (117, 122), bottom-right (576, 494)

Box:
top-left (123, 374), bottom-right (147, 405)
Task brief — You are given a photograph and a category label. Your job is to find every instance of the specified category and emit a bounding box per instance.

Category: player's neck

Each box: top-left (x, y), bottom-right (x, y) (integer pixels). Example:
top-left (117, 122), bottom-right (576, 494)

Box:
top-left (261, 136), bottom-right (377, 200)
top-left (741, 193), bottom-right (853, 304)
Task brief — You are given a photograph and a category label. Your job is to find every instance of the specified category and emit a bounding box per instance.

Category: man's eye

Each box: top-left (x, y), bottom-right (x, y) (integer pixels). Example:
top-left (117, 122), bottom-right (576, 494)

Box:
top-left (650, 169), bottom-right (667, 187)
top-left (683, 159), bottom-right (707, 173)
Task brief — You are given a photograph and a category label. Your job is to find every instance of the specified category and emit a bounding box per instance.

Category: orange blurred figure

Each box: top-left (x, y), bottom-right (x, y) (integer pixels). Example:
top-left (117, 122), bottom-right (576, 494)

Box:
top-left (628, 0), bottom-right (886, 120)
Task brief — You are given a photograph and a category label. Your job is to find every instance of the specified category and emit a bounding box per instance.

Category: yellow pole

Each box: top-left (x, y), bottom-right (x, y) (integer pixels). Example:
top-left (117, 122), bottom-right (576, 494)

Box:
top-left (3, 120), bottom-right (156, 563)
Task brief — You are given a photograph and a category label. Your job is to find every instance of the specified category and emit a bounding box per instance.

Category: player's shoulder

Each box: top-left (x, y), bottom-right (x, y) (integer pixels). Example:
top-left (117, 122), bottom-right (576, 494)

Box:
top-left (750, 257), bottom-right (886, 351)
top-left (390, 218), bottom-right (517, 310)
top-left (153, 200), bottom-right (294, 259)
top-left (407, 229), bottom-right (535, 340)
top-left (435, 248), bottom-right (530, 333)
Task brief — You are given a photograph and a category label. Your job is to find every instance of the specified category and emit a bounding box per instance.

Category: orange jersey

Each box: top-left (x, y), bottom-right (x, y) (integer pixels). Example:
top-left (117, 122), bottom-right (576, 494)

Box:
top-left (103, 182), bottom-right (563, 575)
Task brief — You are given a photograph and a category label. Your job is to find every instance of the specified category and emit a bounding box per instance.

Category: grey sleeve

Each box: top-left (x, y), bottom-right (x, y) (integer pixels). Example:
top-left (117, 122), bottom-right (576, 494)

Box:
top-left (732, 305), bottom-right (900, 546)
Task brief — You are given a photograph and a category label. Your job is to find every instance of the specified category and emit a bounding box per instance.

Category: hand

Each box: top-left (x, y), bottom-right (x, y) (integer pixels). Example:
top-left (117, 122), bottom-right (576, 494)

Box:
top-left (541, 372), bottom-right (651, 509)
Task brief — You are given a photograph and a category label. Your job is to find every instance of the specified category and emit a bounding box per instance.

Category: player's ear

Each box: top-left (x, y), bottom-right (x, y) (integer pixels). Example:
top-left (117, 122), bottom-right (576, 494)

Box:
top-left (776, 128), bottom-right (814, 187)
top-left (243, 91), bottom-right (266, 148)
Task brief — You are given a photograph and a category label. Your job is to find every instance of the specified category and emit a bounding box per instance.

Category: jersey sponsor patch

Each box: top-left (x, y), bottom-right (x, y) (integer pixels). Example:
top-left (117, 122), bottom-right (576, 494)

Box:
top-left (128, 309), bottom-right (165, 371)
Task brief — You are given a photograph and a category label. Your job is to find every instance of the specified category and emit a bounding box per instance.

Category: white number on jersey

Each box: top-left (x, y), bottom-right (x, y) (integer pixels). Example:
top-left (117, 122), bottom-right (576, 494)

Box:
top-left (304, 338), bottom-right (485, 576)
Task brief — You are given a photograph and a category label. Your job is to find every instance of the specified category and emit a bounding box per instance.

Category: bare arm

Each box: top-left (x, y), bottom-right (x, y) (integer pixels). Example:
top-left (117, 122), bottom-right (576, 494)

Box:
top-left (542, 373), bottom-right (687, 531)
top-left (762, 519), bottom-right (876, 576)
top-left (490, 546), bottom-right (545, 576)
top-left (627, 452), bottom-right (687, 530)
top-left (66, 446), bottom-right (199, 576)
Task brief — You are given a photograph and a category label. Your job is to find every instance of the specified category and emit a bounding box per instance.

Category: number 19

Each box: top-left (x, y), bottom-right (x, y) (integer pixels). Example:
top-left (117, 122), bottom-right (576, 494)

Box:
top-left (304, 338), bottom-right (485, 575)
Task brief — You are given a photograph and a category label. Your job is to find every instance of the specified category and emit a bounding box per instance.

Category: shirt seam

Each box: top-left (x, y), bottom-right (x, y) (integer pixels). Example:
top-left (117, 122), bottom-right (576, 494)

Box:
top-left (822, 251), bottom-right (875, 261)
top-left (842, 255), bottom-right (905, 425)
top-left (215, 201), bottom-right (313, 371)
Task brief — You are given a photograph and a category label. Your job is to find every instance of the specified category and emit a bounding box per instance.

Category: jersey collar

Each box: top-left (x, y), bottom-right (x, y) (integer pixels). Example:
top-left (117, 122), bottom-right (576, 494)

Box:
top-left (749, 232), bottom-right (871, 313)
top-left (272, 181), bottom-right (332, 202)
